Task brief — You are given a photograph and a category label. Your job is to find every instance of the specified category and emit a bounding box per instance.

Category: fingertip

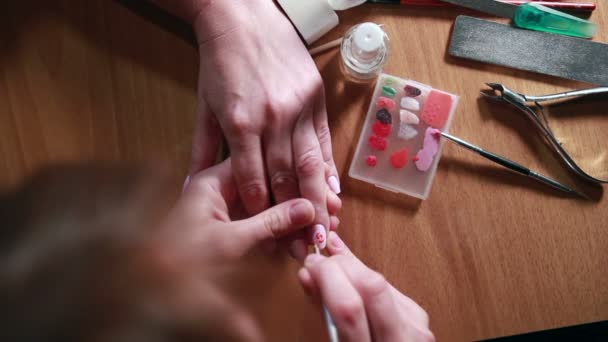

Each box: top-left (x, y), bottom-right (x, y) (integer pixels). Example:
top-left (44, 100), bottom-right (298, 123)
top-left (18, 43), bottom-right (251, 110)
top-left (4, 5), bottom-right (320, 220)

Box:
top-left (329, 216), bottom-right (340, 231)
top-left (304, 252), bottom-right (324, 268)
top-left (327, 231), bottom-right (348, 256)
top-left (327, 190), bottom-right (342, 215)
top-left (288, 199), bottom-right (315, 226)
top-left (298, 267), bottom-right (313, 286)
top-left (289, 238), bottom-right (309, 262)
top-left (298, 267), bottom-right (319, 299)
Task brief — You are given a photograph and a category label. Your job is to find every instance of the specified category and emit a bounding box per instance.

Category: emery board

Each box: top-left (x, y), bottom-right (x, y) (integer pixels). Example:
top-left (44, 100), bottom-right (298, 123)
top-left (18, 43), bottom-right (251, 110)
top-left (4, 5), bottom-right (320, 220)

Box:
top-left (449, 16), bottom-right (608, 85)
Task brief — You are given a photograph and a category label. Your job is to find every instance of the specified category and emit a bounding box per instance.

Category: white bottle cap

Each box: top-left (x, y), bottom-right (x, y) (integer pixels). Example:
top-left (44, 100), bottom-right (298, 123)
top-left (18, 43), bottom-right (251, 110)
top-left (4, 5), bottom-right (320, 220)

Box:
top-left (277, 0), bottom-right (339, 45)
top-left (353, 23), bottom-right (384, 54)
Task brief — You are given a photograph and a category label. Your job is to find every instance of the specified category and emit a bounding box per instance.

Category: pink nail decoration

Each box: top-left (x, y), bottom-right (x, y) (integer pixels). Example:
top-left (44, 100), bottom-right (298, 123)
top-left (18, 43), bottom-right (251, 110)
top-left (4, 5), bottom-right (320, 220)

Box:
top-left (420, 90), bottom-right (452, 129)
top-left (400, 109), bottom-right (419, 125)
top-left (415, 127), bottom-right (441, 172)
top-left (313, 224), bottom-right (327, 249)
top-left (376, 96), bottom-right (396, 110)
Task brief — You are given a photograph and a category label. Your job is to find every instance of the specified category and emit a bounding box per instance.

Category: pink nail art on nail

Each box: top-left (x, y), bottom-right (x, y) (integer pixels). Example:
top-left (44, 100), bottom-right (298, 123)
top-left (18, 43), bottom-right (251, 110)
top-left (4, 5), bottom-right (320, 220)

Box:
top-left (313, 224), bottom-right (327, 249)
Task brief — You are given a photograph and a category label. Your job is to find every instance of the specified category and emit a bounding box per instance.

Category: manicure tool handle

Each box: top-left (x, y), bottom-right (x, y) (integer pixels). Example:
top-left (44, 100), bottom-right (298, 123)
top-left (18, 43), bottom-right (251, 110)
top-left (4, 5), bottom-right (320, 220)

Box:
top-left (513, 3), bottom-right (597, 38)
top-left (477, 149), bottom-right (530, 176)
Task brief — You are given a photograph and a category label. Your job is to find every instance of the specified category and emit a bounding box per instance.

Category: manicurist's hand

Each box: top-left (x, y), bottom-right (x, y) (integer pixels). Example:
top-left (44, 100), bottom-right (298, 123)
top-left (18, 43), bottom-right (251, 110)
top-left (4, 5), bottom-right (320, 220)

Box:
top-left (188, 1), bottom-right (339, 241)
top-left (166, 159), bottom-right (341, 261)
top-left (298, 232), bottom-right (435, 342)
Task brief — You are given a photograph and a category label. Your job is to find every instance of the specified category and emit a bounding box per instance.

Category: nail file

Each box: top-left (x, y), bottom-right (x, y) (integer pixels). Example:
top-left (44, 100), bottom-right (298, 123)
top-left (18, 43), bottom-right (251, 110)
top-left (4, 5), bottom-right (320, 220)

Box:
top-left (449, 16), bottom-right (608, 85)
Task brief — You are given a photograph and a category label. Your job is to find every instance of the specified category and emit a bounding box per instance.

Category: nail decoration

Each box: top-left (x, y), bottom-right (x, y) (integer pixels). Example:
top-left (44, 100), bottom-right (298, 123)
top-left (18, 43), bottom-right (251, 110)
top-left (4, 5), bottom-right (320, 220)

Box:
top-left (420, 90), bottom-right (452, 129)
top-left (382, 85), bottom-right (397, 97)
top-left (400, 97), bottom-right (420, 112)
top-left (373, 121), bottom-right (391, 137)
top-left (376, 108), bottom-right (392, 124)
top-left (368, 135), bottom-right (387, 151)
top-left (390, 149), bottom-right (409, 169)
top-left (377, 96), bottom-right (397, 111)
top-left (397, 122), bottom-right (418, 140)
top-left (404, 85), bottom-right (422, 97)
top-left (400, 110), bottom-right (419, 125)
top-left (366, 155), bottom-right (377, 167)
top-left (415, 127), bottom-right (441, 172)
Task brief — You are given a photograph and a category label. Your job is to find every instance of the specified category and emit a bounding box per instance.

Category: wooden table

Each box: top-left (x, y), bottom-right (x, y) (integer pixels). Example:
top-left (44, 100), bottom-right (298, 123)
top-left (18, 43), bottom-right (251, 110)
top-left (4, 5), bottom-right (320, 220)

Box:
top-left (2, 1), bottom-right (607, 341)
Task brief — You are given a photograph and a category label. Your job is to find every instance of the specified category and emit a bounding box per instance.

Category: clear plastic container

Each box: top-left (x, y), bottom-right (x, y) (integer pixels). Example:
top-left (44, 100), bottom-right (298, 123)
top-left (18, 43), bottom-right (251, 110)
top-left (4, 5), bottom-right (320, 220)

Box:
top-left (348, 74), bottom-right (459, 200)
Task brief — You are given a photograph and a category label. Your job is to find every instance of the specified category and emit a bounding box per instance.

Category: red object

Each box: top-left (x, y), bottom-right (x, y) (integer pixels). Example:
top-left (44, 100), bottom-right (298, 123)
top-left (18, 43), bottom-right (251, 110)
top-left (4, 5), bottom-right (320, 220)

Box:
top-left (373, 121), bottom-right (392, 137)
top-left (413, 156), bottom-right (420, 162)
top-left (368, 135), bottom-right (387, 151)
top-left (366, 155), bottom-right (378, 167)
top-left (399, 0), bottom-right (596, 12)
top-left (421, 90), bottom-right (452, 129)
top-left (390, 149), bottom-right (409, 169)
top-left (376, 96), bottom-right (397, 111)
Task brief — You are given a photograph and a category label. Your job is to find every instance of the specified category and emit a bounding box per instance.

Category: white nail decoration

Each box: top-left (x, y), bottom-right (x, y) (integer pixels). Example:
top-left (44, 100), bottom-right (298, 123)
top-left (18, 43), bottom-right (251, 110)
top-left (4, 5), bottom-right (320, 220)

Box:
top-left (400, 110), bottom-right (420, 125)
top-left (397, 122), bottom-right (418, 140)
top-left (400, 97), bottom-right (420, 112)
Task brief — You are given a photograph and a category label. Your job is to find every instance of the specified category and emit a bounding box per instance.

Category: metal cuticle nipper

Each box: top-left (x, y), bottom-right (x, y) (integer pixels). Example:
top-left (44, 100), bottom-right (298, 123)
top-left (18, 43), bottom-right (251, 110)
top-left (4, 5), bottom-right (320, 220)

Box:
top-left (481, 83), bottom-right (608, 185)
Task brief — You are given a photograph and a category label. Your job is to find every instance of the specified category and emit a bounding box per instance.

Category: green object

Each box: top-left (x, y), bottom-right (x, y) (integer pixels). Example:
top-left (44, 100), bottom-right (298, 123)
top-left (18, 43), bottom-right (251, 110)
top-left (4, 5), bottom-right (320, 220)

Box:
top-left (514, 3), bottom-right (597, 39)
top-left (384, 78), bottom-right (396, 86)
top-left (382, 85), bottom-right (397, 97)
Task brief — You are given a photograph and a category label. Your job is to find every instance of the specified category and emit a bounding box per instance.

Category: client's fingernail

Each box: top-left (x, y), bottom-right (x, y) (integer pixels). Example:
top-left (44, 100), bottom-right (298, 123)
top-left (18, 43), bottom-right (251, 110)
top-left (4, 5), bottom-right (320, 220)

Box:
top-left (329, 231), bottom-right (343, 249)
top-left (181, 175), bottom-right (191, 193)
top-left (305, 253), bottom-right (323, 266)
top-left (328, 176), bottom-right (341, 194)
top-left (313, 224), bottom-right (327, 249)
top-left (289, 200), bottom-right (313, 224)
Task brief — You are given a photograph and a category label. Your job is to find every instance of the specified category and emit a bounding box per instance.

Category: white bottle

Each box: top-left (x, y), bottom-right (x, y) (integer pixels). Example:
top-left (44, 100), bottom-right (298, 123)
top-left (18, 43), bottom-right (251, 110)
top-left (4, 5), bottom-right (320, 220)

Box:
top-left (340, 22), bottom-right (390, 83)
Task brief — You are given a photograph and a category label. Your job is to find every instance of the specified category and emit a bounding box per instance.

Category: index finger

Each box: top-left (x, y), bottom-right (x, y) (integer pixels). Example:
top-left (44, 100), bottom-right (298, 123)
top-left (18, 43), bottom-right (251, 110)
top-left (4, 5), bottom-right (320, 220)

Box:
top-left (293, 107), bottom-right (330, 248)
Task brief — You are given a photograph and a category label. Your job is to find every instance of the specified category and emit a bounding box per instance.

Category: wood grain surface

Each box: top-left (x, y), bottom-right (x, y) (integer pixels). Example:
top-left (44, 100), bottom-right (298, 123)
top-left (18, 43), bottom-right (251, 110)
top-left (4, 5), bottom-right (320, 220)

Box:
top-left (1, 1), bottom-right (607, 341)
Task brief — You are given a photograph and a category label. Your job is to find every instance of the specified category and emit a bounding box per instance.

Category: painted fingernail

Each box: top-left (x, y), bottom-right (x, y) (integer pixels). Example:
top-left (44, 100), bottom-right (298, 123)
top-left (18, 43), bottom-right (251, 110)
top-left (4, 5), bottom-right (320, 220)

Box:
top-left (181, 175), bottom-right (190, 193)
top-left (313, 224), bottom-right (327, 249)
top-left (328, 176), bottom-right (341, 194)
top-left (305, 253), bottom-right (323, 266)
top-left (329, 231), bottom-right (344, 249)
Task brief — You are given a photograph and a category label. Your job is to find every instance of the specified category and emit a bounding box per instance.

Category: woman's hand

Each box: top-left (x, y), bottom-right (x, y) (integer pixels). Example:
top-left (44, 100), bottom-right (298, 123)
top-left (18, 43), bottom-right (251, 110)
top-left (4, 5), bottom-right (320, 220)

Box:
top-left (189, 1), bottom-right (339, 241)
top-left (298, 232), bottom-right (435, 342)
top-left (166, 159), bottom-right (341, 261)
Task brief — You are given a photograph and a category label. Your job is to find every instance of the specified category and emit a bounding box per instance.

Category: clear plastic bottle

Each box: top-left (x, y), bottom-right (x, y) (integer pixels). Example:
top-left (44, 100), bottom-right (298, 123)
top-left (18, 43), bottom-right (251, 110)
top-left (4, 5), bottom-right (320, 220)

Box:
top-left (340, 22), bottom-right (390, 83)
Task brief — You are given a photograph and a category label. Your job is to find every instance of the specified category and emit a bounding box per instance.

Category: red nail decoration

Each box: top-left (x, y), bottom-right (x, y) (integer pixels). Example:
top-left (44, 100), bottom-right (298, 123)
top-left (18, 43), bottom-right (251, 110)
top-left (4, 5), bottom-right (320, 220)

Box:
top-left (390, 148), bottom-right (409, 169)
top-left (372, 121), bottom-right (391, 137)
top-left (366, 155), bottom-right (377, 167)
top-left (368, 135), bottom-right (387, 151)
top-left (376, 96), bottom-right (396, 111)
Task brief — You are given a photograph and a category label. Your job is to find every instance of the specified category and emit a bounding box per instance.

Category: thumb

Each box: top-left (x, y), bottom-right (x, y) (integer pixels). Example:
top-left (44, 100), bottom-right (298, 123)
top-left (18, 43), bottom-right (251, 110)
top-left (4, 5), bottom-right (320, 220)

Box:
top-left (233, 199), bottom-right (315, 246)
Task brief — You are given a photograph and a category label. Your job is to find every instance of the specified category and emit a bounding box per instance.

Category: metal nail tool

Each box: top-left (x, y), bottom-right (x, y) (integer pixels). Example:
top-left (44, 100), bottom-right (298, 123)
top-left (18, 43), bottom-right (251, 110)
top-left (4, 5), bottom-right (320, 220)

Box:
top-left (439, 131), bottom-right (588, 199)
top-left (482, 83), bottom-right (608, 185)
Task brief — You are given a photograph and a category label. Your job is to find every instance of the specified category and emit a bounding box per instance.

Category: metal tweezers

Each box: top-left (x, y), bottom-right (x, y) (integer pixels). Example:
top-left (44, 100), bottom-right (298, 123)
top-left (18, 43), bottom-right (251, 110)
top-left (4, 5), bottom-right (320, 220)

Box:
top-left (482, 83), bottom-right (608, 185)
